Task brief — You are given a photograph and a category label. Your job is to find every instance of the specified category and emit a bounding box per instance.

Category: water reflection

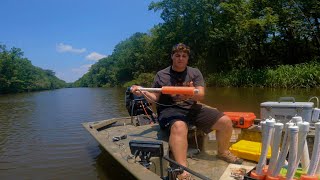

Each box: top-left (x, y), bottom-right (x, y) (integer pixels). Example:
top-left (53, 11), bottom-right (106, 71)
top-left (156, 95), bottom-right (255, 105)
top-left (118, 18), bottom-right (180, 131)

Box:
top-left (0, 88), bottom-right (127, 179)
top-left (0, 92), bottom-right (36, 163)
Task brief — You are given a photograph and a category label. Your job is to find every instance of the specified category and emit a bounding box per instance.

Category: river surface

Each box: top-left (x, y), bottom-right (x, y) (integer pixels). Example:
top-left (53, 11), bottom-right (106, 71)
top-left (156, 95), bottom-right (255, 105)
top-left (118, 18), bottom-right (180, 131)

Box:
top-left (0, 87), bottom-right (319, 179)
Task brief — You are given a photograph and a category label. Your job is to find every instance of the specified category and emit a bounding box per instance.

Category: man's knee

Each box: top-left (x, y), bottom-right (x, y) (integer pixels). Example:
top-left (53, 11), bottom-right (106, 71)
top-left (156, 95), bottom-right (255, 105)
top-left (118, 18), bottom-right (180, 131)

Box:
top-left (170, 120), bottom-right (188, 135)
top-left (220, 115), bottom-right (233, 128)
top-left (213, 115), bottom-right (233, 131)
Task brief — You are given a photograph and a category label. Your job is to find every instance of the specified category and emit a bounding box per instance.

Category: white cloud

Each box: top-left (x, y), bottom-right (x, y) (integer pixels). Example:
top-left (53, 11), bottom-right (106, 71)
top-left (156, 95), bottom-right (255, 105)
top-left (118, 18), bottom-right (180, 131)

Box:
top-left (55, 64), bottom-right (93, 83)
top-left (71, 64), bottom-right (93, 74)
top-left (86, 52), bottom-right (107, 61)
top-left (56, 43), bottom-right (86, 54)
top-left (55, 72), bottom-right (66, 81)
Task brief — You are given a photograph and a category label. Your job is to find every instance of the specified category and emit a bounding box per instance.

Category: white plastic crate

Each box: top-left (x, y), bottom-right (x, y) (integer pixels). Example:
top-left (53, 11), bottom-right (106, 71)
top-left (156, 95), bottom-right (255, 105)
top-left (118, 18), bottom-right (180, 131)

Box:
top-left (260, 97), bottom-right (314, 123)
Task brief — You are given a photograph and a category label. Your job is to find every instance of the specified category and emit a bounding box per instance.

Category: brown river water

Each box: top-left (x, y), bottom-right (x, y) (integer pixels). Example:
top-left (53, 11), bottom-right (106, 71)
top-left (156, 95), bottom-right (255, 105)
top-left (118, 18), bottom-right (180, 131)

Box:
top-left (0, 87), bottom-right (319, 179)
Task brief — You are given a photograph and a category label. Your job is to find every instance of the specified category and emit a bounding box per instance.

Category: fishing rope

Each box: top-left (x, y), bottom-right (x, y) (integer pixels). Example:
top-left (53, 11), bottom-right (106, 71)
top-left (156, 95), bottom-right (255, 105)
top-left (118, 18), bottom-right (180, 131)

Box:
top-left (126, 154), bottom-right (135, 164)
top-left (102, 118), bottom-right (132, 163)
top-left (106, 124), bottom-right (155, 166)
top-left (120, 124), bottom-right (131, 161)
top-left (140, 90), bottom-right (174, 107)
top-left (105, 131), bottom-right (110, 140)
top-left (111, 134), bottom-right (135, 163)
top-left (140, 101), bottom-right (153, 124)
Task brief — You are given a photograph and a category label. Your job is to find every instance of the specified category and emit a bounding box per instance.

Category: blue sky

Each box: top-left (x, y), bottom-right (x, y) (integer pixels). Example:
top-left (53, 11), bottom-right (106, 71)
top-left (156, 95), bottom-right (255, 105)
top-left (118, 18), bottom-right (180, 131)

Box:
top-left (0, 0), bottom-right (162, 82)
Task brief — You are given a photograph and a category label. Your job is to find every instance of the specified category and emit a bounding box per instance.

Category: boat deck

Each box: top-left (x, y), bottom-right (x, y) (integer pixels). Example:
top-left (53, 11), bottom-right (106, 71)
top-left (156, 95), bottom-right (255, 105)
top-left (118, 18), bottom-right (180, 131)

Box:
top-left (83, 117), bottom-right (257, 180)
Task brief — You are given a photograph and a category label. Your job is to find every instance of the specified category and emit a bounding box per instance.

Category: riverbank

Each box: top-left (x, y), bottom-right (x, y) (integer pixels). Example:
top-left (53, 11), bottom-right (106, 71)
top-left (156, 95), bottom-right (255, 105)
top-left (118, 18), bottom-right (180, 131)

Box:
top-left (123, 61), bottom-right (320, 89)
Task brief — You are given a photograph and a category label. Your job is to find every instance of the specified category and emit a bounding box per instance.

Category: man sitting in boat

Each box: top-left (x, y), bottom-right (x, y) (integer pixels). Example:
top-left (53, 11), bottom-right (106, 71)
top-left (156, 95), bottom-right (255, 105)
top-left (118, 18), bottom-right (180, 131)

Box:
top-left (131, 43), bottom-right (243, 179)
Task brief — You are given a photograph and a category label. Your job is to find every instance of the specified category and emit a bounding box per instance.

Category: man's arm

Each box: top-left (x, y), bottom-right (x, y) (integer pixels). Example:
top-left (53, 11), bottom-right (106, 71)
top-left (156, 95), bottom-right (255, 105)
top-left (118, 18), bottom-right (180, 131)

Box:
top-left (191, 68), bottom-right (205, 101)
top-left (178, 82), bottom-right (204, 101)
top-left (131, 85), bottom-right (160, 103)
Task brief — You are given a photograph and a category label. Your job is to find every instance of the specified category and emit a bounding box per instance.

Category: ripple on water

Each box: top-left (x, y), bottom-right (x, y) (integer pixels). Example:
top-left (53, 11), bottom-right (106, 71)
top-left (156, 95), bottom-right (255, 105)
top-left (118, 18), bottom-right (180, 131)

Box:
top-left (0, 88), bottom-right (128, 179)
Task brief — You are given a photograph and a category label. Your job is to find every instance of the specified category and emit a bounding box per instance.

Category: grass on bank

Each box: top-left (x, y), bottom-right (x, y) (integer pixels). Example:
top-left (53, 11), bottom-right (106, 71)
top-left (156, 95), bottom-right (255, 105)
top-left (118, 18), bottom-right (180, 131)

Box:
top-left (206, 61), bottom-right (320, 88)
top-left (123, 61), bottom-right (320, 88)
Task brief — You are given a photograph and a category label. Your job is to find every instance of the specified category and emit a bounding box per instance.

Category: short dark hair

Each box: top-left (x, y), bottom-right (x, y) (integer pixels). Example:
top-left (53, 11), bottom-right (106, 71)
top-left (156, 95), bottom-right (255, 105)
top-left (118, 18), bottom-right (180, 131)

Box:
top-left (171, 43), bottom-right (190, 55)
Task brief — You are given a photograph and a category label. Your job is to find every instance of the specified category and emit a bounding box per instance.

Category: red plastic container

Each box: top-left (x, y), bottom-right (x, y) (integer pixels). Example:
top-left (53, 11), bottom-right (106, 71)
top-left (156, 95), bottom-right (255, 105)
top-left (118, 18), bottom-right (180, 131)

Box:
top-left (224, 112), bottom-right (256, 128)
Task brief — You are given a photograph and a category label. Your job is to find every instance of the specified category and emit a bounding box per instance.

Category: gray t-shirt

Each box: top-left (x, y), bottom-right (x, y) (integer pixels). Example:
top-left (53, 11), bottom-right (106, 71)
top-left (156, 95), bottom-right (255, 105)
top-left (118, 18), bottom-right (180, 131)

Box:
top-left (152, 66), bottom-right (204, 111)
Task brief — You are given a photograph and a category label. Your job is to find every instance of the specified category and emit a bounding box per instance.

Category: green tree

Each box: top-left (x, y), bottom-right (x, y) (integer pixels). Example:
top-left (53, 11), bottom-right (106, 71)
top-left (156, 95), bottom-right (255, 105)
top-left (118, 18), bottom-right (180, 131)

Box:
top-left (0, 44), bottom-right (66, 94)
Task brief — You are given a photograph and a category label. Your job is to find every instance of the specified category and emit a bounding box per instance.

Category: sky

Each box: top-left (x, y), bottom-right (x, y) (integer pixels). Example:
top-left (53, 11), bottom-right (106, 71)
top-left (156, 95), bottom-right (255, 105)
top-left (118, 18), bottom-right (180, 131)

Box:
top-left (0, 0), bottom-right (162, 82)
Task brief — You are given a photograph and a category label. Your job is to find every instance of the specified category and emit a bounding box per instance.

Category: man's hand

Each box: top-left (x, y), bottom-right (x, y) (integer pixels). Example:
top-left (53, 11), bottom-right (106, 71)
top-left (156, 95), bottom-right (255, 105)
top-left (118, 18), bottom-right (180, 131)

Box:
top-left (172, 81), bottom-right (195, 100)
top-left (177, 81), bottom-right (204, 101)
top-left (131, 85), bottom-right (160, 103)
top-left (131, 85), bottom-right (143, 96)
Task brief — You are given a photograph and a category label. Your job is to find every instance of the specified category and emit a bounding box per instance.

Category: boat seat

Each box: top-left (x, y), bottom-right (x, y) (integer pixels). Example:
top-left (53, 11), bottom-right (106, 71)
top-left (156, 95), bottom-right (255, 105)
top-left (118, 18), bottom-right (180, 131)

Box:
top-left (187, 124), bottom-right (201, 155)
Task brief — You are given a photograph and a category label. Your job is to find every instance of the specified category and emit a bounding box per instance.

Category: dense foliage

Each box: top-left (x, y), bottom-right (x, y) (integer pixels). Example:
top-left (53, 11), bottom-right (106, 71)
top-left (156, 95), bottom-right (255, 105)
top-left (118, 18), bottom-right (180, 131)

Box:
top-left (0, 45), bottom-right (67, 94)
top-left (206, 61), bottom-right (320, 88)
top-left (74, 0), bottom-right (319, 88)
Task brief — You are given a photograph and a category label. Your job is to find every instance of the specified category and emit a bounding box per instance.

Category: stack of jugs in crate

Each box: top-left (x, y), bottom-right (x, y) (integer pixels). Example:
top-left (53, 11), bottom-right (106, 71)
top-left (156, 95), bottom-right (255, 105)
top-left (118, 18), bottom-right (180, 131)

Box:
top-left (248, 116), bottom-right (320, 180)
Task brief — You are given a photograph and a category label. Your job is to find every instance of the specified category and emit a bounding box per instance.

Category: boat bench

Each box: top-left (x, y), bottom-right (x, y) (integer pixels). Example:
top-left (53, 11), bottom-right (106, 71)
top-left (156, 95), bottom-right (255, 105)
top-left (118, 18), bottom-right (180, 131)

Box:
top-left (187, 125), bottom-right (206, 154)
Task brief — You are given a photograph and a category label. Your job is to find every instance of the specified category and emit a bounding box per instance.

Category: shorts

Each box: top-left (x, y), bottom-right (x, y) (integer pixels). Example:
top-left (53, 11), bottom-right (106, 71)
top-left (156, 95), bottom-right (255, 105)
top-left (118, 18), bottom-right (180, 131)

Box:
top-left (158, 104), bottom-right (224, 134)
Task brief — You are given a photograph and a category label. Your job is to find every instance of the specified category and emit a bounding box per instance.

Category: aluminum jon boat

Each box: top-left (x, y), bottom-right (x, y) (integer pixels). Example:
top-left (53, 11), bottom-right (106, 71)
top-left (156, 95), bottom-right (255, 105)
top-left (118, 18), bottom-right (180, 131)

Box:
top-left (82, 115), bottom-right (258, 180)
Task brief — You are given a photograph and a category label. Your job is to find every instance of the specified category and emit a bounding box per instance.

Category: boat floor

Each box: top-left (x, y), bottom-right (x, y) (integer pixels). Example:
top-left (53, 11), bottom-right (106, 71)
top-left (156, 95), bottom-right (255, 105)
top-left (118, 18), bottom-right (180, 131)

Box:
top-left (83, 117), bottom-right (257, 180)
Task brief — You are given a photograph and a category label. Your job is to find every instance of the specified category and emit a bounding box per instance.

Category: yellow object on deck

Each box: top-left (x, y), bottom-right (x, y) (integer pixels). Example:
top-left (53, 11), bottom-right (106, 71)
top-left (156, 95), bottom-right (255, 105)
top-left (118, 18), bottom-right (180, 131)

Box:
top-left (229, 140), bottom-right (272, 162)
